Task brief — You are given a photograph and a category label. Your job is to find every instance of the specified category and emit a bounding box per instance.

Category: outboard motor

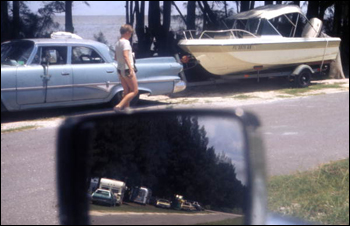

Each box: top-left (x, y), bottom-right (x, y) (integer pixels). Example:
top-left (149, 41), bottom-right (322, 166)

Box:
top-left (302, 18), bottom-right (323, 38)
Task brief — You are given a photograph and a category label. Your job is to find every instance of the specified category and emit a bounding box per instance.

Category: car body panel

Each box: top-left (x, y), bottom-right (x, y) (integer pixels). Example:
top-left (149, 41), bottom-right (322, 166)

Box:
top-left (91, 189), bottom-right (116, 206)
top-left (156, 199), bottom-right (171, 209)
top-left (1, 39), bottom-right (186, 112)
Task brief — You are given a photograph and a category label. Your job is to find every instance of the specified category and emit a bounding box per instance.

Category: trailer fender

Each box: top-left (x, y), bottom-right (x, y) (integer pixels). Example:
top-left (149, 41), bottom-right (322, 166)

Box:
top-left (292, 65), bottom-right (314, 76)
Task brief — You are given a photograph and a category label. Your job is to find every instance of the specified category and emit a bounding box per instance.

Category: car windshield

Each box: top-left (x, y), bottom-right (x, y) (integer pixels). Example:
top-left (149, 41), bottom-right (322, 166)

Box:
top-left (159, 200), bottom-right (170, 203)
top-left (1, 41), bottom-right (34, 66)
top-left (95, 190), bottom-right (110, 196)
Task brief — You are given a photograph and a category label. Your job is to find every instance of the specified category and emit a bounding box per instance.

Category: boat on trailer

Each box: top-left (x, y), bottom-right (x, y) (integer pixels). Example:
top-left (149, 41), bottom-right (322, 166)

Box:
top-left (178, 4), bottom-right (341, 80)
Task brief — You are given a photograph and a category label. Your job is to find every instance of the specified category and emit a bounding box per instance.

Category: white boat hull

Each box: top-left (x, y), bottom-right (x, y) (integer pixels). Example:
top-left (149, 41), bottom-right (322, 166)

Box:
top-left (178, 37), bottom-right (341, 76)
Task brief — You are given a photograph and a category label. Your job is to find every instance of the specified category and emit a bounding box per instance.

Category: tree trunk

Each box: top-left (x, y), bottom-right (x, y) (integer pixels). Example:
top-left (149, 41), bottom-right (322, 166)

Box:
top-left (135, 1), bottom-right (149, 58)
top-left (202, 1), bottom-right (218, 29)
top-left (1, 1), bottom-right (10, 42)
top-left (197, 1), bottom-right (207, 30)
top-left (306, 1), bottom-right (320, 19)
top-left (293, 1), bottom-right (300, 6)
top-left (161, 1), bottom-right (172, 56)
top-left (148, 1), bottom-right (161, 54)
top-left (65, 1), bottom-right (74, 33)
top-left (12, 1), bottom-right (20, 39)
top-left (333, 1), bottom-right (342, 35)
top-left (250, 1), bottom-right (255, 10)
top-left (126, 1), bottom-right (129, 24)
top-left (224, 1), bottom-right (228, 17)
top-left (172, 1), bottom-right (188, 27)
top-left (130, 1), bottom-right (134, 26)
top-left (241, 1), bottom-right (250, 12)
top-left (187, 1), bottom-right (196, 30)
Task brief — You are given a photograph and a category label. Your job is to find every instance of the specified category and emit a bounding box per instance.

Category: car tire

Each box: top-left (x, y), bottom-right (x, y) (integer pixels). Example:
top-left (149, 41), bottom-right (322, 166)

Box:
top-left (110, 92), bottom-right (140, 107)
top-left (1, 102), bottom-right (7, 112)
top-left (295, 69), bottom-right (311, 88)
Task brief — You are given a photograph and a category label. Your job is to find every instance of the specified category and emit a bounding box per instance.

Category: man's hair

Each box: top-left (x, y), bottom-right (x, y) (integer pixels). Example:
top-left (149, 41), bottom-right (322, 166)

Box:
top-left (120, 24), bottom-right (134, 35)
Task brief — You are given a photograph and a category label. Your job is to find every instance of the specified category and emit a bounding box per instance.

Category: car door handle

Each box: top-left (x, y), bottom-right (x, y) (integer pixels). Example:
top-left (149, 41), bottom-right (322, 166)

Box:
top-left (106, 70), bottom-right (115, 73)
top-left (61, 72), bottom-right (70, 76)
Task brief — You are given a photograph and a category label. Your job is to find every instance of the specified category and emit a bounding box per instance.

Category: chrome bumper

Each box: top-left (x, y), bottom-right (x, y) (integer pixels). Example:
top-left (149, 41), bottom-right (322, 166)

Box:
top-left (173, 80), bottom-right (187, 93)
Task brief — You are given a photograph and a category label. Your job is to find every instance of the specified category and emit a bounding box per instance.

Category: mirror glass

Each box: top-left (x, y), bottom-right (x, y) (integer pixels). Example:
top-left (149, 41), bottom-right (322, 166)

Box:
top-left (86, 114), bottom-right (248, 225)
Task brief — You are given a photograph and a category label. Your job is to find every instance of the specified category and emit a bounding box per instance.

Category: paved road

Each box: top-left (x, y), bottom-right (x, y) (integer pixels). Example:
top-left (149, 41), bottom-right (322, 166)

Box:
top-left (244, 92), bottom-right (349, 176)
top-left (1, 92), bottom-right (349, 225)
top-left (1, 128), bottom-right (59, 225)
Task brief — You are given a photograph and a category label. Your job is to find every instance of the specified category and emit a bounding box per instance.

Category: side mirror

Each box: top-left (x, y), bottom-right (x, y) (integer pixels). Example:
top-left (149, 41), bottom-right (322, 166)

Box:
top-left (57, 109), bottom-right (267, 225)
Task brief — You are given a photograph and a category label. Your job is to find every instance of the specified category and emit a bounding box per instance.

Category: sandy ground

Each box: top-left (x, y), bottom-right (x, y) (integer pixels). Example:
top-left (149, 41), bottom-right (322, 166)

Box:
top-left (1, 78), bottom-right (349, 132)
top-left (144, 78), bottom-right (349, 107)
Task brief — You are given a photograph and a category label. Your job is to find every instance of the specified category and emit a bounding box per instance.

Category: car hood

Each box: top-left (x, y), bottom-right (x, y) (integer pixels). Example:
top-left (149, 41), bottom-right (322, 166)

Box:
top-left (1, 64), bottom-right (16, 68)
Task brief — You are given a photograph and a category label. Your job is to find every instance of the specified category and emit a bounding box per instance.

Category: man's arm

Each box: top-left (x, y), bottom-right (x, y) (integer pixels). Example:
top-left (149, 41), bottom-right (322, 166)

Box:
top-left (123, 49), bottom-right (135, 77)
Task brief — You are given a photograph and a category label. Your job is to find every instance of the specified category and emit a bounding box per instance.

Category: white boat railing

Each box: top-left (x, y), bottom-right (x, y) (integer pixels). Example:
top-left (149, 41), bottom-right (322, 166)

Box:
top-left (183, 29), bottom-right (258, 40)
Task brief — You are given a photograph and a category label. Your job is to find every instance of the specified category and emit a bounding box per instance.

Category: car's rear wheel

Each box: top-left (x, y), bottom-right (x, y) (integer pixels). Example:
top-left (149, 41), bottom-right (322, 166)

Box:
top-left (110, 92), bottom-right (140, 107)
top-left (1, 102), bottom-right (7, 112)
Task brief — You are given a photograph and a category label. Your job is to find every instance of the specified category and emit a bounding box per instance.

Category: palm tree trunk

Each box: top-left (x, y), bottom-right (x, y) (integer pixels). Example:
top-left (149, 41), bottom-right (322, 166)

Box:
top-left (187, 1), bottom-right (196, 30)
top-left (126, 1), bottom-right (129, 24)
top-left (1, 1), bottom-right (10, 42)
top-left (65, 1), bottom-right (74, 33)
top-left (12, 1), bottom-right (20, 39)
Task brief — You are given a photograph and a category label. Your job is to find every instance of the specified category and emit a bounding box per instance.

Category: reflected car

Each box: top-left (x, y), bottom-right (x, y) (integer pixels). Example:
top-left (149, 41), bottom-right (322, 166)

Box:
top-left (192, 201), bottom-right (205, 211)
top-left (1, 38), bottom-right (186, 112)
top-left (155, 199), bottom-right (171, 209)
top-left (91, 189), bottom-right (116, 207)
top-left (181, 202), bottom-right (196, 211)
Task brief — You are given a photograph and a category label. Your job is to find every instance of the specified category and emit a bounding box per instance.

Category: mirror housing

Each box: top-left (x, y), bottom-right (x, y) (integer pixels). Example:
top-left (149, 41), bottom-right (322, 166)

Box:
top-left (56, 109), bottom-right (267, 225)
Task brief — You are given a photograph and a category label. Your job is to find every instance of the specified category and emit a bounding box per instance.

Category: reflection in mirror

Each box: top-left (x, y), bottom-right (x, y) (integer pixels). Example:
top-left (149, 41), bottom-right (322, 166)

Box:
top-left (86, 115), bottom-right (248, 225)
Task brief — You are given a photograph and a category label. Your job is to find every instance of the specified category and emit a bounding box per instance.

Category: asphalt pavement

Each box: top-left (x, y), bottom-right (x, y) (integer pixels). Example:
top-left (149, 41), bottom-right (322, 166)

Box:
top-left (244, 92), bottom-right (349, 176)
top-left (1, 92), bottom-right (349, 225)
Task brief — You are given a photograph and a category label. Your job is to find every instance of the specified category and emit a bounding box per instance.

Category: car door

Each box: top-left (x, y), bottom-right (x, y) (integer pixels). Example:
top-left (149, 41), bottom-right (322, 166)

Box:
top-left (16, 45), bottom-right (73, 105)
top-left (71, 46), bottom-right (117, 101)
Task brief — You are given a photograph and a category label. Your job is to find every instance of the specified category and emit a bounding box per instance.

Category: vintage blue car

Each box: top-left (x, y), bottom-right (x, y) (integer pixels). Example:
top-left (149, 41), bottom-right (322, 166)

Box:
top-left (1, 38), bottom-right (186, 112)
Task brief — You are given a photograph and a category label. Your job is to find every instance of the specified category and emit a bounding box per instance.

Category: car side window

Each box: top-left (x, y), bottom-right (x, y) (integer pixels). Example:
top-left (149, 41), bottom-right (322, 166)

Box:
top-left (71, 46), bottom-right (105, 64)
top-left (32, 46), bottom-right (68, 65)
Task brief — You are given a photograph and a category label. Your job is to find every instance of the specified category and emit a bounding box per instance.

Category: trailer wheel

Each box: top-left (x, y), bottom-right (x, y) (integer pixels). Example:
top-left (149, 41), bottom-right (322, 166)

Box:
top-left (295, 69), bottom-right (311, 88)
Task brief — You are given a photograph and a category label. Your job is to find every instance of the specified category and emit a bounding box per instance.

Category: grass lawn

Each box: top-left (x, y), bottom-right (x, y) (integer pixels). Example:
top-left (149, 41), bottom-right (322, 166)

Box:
top-left (281, 83), bottom-right (346, 96)
top-left (268, 158), bottom-right (349, 225)
top-left (196, 217), bottom-right (244, 225)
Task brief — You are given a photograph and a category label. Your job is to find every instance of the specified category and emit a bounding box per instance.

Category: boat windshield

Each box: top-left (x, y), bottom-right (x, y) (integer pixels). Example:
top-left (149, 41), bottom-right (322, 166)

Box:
top-left (234, 19), bottom-right (261, 35)
top-left (233, 12), bottom-right (307, 38)
top-left (1, 41), bottom-right (34, 66)
top-left (268, 13), bottom-right (307, 37)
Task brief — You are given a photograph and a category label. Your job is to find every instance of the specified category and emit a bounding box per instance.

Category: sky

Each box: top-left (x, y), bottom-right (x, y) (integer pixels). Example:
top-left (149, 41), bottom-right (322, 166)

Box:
top-left (27, 1), bottom-right (186, 16)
